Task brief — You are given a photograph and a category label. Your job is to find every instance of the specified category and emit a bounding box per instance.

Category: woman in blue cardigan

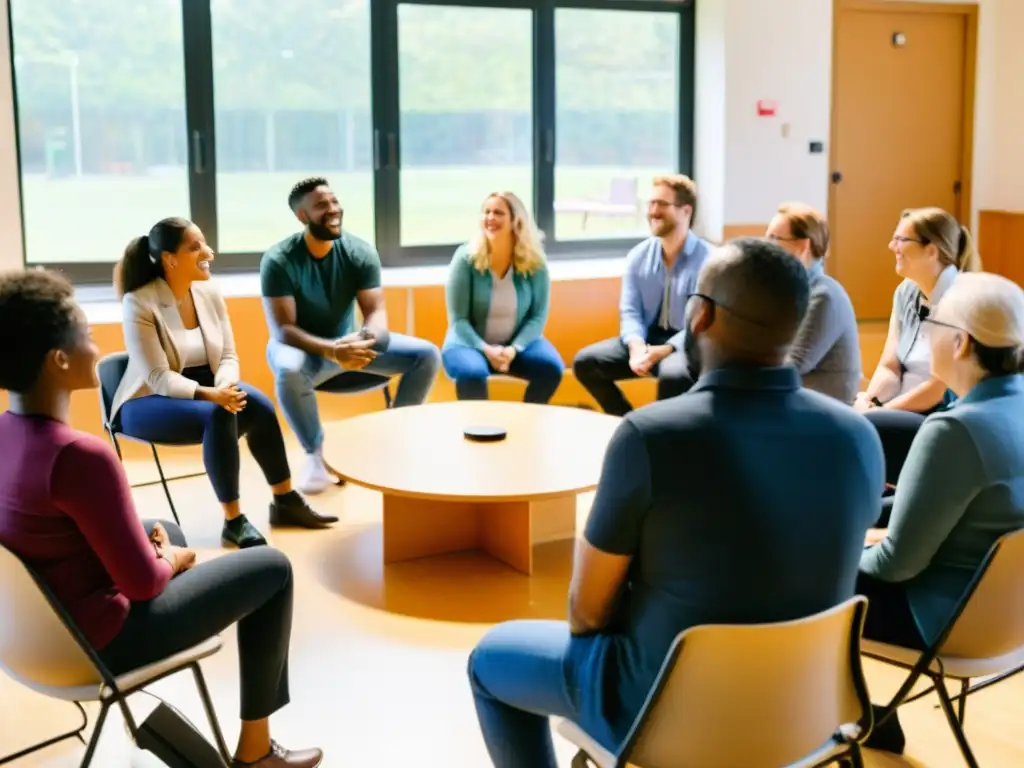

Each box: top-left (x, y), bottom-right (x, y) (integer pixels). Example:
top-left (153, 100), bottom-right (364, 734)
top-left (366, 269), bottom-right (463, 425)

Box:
top-left (442, 192), bottom-right (565, 403)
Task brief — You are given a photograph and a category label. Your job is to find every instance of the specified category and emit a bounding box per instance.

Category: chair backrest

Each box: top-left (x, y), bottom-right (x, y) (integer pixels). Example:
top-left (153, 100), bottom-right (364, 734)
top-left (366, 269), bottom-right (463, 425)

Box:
top-left (941, 527), bottom-right (1024, 659)
top-left (0, 544), bottom-right (103, 690)
top-left (622, 596), bottom-right (869, 768)
top-left (96, 352), bottom-right (130, 429)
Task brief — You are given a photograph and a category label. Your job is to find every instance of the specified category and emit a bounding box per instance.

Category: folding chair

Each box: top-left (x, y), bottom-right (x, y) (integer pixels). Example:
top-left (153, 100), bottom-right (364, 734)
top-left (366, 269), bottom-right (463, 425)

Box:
top-left (861, 528), bottom-right (1024, 768)
top-left (0, 543), bottom-right (229, 766)
top-left (96, 352), bottom-right (206, 527)
top-left (557, 596), bottom-right (872, 768)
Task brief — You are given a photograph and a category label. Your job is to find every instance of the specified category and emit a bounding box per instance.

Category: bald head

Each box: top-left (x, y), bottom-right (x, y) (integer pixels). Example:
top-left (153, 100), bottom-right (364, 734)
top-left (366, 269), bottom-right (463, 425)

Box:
top-left (689, 237), bottom-right (811, 365)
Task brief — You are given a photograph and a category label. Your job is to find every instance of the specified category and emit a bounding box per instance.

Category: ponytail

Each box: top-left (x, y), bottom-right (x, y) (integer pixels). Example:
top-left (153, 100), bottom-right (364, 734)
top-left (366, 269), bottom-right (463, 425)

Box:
top-left (956, 226), bottom-right (982, 273)
top-left (113, 217), bottom-right (192, 298)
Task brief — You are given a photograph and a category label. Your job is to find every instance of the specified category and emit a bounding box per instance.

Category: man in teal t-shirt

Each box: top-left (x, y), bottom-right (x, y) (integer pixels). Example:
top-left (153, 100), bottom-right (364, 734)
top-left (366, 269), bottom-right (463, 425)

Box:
top-left (260, 176), bottom-right (440, 494)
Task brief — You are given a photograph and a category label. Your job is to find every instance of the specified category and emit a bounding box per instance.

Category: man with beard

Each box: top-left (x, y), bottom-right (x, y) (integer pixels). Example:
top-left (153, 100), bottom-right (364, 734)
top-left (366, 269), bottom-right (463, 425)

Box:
top-left (260, 177), bottom-right (441, 494)
top-left (572, 175), bottom-right (711, 415)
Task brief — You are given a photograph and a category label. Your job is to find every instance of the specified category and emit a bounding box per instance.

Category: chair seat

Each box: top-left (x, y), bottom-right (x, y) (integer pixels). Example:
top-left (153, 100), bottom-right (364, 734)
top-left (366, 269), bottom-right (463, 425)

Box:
top-left (554, 718), bottom-right (856, 768)
top-left (315, 371), bottom-right (391, 395)
top-left (861, 639), bottom-right (1024, 679)
top-left (6, 636), bottom-right (223, 703)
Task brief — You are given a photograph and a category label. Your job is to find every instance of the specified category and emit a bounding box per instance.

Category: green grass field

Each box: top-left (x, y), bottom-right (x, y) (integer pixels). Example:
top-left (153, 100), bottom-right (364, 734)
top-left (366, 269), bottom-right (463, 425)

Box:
top-left (22, 166), bottom-right (660, 264)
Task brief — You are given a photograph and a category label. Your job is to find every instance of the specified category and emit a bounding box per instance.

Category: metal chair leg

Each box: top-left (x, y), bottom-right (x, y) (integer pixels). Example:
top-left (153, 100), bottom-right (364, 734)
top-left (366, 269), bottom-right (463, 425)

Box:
top-left (151, 444), bottom-right (181, 527)
top-left (79, 700), bottom-right (112, 768)
top-left (108, 430), bottom-right (124, 461)
top-left (192, 664), bottom-right (233, 764)
top-left (383, 385), bottom-right (393, 409)
top-left (935, 676), bottom-right (980, 768)
top-left (0, 701), bottom-right (89, 765)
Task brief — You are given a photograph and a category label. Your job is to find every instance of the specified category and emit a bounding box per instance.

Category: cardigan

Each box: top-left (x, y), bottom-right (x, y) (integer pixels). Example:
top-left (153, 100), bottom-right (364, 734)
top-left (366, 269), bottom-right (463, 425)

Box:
top-left (443, 243), bottom-right (550, 352)
top-left (860, 374), bottom-right (1024, 642)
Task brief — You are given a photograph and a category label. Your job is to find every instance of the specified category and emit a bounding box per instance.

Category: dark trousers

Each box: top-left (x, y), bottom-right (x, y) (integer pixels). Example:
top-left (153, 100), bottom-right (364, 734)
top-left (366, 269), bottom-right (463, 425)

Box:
top-left (442, 337), bottom-right (565, 404)
top-left (856, 571), bottom-right (927, 650)
top-left (119, 366), bottom-right (290, 503)
top-left (98, 520), bottom-right (294, 721)
top-left (572, 328), bottom-right (698, 416)
top-left (863, 408), bottom-right (928, 486)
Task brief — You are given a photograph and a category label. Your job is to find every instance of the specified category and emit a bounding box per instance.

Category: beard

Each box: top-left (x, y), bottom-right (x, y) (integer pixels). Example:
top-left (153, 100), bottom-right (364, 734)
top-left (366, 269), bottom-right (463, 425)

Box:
top-left (308, 219), bottom-right (341, 241)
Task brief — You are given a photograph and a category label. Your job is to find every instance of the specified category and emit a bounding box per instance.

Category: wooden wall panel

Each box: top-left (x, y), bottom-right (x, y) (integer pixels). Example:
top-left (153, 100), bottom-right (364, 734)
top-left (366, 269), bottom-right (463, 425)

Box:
top-left (977, 210), bottom-right (1024, 287)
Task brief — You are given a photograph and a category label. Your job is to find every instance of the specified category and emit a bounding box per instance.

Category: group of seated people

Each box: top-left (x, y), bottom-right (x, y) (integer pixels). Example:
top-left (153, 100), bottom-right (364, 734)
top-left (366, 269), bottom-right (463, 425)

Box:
top-left (1, 168), bottom-right (1023, 767)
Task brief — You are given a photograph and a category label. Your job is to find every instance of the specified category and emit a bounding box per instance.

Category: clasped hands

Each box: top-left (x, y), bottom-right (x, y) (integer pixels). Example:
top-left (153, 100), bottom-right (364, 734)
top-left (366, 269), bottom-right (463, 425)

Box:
top-left (149, 521), bottom-right (196, 575)
top-left (628, 341), bottom-right (672, 377)
top-left (330, 328), bottom-right (380, 370)
top-left (483, 344), bottom-right (516, 373)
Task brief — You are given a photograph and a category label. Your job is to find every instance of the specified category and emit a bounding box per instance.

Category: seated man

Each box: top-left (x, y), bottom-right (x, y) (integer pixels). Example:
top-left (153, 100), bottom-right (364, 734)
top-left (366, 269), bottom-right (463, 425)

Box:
top-left (261, 177), bottom-right (441, 494)
top-left (572, 174), bottom-right (711, 415)
top-left (467, 237), bottom-right (884, 767)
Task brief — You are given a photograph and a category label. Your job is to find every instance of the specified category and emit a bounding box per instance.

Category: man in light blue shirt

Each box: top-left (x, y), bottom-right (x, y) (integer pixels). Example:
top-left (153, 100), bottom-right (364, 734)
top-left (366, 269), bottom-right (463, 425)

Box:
top-left (573, 175), bottom-right (712, 415)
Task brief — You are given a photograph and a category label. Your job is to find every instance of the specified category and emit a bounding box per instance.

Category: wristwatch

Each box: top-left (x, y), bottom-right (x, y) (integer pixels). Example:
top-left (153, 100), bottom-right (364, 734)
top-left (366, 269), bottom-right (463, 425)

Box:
top-left (870, 396), bottom-right (883, 408)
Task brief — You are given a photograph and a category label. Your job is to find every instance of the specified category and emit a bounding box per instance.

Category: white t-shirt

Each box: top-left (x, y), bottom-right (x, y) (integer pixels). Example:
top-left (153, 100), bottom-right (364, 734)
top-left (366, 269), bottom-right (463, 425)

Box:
top-left (181, 327), bottom-right (208, 368)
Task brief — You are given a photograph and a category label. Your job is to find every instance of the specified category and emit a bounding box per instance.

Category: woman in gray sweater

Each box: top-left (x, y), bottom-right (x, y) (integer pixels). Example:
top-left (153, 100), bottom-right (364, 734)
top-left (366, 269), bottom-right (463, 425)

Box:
top-left (765, 203), bottom-right (861, 403)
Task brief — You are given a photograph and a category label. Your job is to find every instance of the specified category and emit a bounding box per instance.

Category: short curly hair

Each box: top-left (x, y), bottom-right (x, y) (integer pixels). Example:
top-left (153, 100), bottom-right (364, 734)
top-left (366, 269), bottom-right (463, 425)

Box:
top-left (0, 268), bottom-right (81, 392)
top-left (287, 176), bottom-right (330, 213)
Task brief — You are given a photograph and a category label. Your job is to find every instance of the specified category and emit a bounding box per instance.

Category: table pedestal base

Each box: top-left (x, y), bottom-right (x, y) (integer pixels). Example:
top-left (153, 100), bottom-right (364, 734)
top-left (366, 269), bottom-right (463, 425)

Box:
top-left (381, 494), bottom-right (577, 575)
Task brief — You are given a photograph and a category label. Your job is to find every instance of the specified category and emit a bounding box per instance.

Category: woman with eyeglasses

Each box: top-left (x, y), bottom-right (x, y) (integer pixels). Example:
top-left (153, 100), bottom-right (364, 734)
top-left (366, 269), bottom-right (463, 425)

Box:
top-left (765, 203), bottom-right (861, 404)
top-left (855, 208), bottom-right (981, 518)
top-left (857, 271), bottom-right (1024, 755)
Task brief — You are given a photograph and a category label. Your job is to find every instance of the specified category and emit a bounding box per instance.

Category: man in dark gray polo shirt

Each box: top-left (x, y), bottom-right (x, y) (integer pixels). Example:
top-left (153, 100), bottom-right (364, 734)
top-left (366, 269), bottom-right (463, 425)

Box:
top-left (466, 238), bottom-right (885, 767)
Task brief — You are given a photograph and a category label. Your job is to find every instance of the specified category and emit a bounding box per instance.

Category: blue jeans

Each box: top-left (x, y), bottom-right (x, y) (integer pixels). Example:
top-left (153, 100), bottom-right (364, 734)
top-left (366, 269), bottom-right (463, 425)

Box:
top-left (442, 338), bottom-right (564, 404)
top-left (468, 620), bottom-right (617, 768)
top-left (118, 367), bottom-right (289, 503)
top-left (267, 333), bottom-right (441, 454)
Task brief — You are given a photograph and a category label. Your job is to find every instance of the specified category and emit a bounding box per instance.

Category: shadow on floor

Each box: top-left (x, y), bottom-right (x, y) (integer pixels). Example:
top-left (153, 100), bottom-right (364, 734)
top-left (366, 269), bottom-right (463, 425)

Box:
top-left (312, 523), bottom-right (574, 624)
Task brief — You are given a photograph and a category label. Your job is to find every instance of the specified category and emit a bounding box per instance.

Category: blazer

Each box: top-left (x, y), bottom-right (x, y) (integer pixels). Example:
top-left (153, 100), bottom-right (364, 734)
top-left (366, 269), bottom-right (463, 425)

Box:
top-left (442, 244), bottom-right (550, 352)
top-left (110, 278), bottom-right (240, 418)
top-left (860, 374), bottom-right (1024, 642)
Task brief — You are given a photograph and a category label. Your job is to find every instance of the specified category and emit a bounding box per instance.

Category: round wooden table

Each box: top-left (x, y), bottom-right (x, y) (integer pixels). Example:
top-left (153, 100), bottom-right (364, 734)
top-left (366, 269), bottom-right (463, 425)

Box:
top-left (323, 401), bottom-right (621, 575)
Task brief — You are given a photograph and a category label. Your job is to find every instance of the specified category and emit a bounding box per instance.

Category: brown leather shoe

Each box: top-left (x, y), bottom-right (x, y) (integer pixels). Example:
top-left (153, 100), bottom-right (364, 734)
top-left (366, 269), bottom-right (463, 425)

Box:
top-left (232, 741), bottom-right (323, 767)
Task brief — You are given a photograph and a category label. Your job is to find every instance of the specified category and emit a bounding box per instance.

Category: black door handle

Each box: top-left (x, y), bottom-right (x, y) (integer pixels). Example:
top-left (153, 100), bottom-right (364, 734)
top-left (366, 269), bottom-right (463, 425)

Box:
top-left (831, 171), bottom-right (843, 184)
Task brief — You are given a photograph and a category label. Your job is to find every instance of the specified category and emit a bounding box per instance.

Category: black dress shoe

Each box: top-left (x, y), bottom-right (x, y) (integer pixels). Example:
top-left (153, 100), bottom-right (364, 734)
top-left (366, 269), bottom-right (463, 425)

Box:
top-left (222, 514), bottom-right (268, 549)
top-left (865, 705), bottom-right (906, 754)
top-left (269, 491), bottom-right (338, 529)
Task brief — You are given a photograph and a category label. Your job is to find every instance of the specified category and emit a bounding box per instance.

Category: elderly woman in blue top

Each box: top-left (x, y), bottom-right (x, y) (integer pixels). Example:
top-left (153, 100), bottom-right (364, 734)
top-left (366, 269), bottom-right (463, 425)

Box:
top-left (857, 271), bottom-right (1024, 756)
top-left (857, 207), bottom-right (982, 500)
top-left (441, 192), bottom-right (564, 403)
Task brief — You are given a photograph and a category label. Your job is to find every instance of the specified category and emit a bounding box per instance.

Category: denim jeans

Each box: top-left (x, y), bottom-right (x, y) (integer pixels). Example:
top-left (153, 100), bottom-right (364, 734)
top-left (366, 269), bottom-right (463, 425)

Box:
top-left (441, 337), bottom-right (565, 404)
top-left (468, 620), bottom-right (617, 768)
top-left (267, 333), bottom-right (441, 454)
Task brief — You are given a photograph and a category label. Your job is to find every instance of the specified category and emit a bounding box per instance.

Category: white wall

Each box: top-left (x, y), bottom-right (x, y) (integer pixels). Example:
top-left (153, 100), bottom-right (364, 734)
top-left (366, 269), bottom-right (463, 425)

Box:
top-left (695, 0), bottom-right (1021, 236)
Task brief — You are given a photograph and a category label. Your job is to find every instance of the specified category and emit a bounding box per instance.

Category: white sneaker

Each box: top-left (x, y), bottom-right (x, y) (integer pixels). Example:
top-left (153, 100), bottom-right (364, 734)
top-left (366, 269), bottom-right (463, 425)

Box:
top-left (297, 452), bottom-right (333, 495)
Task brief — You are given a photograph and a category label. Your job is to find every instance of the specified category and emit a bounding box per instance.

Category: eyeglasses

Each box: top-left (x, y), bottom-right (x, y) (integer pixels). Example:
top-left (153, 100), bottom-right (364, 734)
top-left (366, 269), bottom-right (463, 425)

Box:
top-left (765, 234), bottom-right (803, 243)
top-left (687, 293), bottom-right (772, 328)
top-left (893, 235), bottom-right (930, 246)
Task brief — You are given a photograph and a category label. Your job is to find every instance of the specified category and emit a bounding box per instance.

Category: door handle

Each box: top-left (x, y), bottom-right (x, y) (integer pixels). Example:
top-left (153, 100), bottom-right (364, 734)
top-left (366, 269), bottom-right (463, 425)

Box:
top-left (831, 171), bottom-right (843, 184)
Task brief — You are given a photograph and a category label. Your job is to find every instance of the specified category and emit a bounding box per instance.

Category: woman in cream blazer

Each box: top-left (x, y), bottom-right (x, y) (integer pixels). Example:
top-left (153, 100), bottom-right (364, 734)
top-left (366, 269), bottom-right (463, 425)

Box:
top-left (113, 217), bottom-right (336, 548)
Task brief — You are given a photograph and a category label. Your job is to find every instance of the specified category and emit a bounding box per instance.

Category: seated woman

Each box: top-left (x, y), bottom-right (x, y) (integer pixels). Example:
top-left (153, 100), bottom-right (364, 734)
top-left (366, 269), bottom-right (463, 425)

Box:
top-left (0, 269), bottom-right (322, 767)
top-left (441, 192), bottom-right (565, 404)
top-left (766, 202), bottom-right (861, 404)
top-left (858, 271), bottom-right (1024, 755)
top-left (111, 218), bottom-right (336, 549)
top-left (856, 207), bottom-right (980, 515)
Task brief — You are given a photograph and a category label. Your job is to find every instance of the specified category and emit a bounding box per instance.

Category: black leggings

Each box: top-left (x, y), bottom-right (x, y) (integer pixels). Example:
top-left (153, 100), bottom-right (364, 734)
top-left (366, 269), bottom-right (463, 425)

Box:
top-left (856, 571), bottom-right (927, 650)
top-left (98, 520), bottom-right (294, 721)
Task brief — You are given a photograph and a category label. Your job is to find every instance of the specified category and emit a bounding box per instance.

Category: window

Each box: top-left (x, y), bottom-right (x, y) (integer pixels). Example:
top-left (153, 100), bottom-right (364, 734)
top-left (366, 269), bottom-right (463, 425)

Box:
top-left (11, 0), bottom-right (189, 266)
top-left (8, 1), bottom-right (693, 280)
top-left (211, 0), bottom-right (375, 253)
top-left (397, 5), bottom-right (533, 247)
top-left (553, 8), bottom-right (680, 241)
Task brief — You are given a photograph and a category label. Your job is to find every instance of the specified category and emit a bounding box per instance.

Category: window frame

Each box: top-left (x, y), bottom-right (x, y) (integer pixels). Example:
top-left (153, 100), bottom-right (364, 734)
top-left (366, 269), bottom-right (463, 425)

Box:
top-left (8, 0), bottom-right (695, 283)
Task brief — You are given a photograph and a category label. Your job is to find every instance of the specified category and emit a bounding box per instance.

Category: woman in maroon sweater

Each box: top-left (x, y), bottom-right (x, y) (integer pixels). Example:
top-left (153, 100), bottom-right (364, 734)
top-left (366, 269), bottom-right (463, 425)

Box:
top-left (0, 269), bottom-right (322, 768)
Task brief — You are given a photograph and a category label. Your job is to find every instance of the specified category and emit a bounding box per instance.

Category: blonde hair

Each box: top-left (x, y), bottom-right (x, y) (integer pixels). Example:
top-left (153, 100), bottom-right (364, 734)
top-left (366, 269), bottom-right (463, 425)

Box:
top-left (901, 207), bottom-right (981, 273)
top-left (777, 202), bottom-right (829, 261)
top-left (468, 192), bottom-right (546, 275)
top-left (653, 173), bottom-right (698, 221)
